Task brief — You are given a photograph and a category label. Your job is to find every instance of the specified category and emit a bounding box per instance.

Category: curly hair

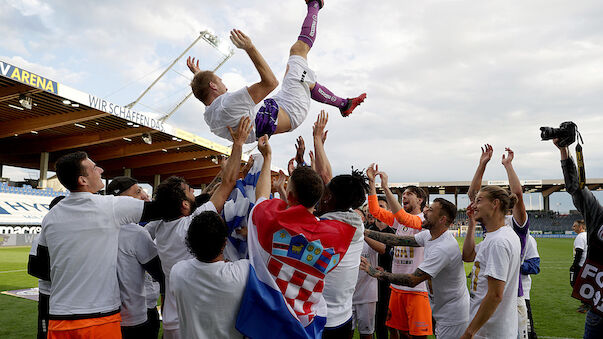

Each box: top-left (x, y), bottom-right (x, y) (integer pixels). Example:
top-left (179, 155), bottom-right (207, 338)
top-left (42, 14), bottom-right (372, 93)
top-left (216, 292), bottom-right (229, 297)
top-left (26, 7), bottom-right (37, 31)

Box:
top-left (186, 211), bottom-right (228, 262)
top-left (327, 169), bottom-right (370, 211)
top-left (154, 176), bottom-right (188, 221)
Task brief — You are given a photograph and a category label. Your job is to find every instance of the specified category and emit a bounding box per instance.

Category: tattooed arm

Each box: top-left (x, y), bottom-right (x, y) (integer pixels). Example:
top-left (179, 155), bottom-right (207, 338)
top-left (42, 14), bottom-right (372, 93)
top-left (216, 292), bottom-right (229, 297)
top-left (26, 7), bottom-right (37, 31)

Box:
top-left (360, 257), bottom-right (430, 287)
top-left (364, 229), bottom-right (420, 247)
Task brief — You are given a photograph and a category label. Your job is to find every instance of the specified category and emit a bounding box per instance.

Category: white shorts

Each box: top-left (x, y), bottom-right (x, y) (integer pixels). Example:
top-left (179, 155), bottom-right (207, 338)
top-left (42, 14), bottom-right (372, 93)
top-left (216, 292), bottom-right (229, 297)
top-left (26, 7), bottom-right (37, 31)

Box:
top-left (163, 328), bottom-right (181, 339)
top-left (273, 55), bottom-right (316, 131)
top-left (435, 322), bottom-right (468, 339)
top-left (518, 296), bottom-right (528, 339)
top-left (352, 302), bottom-right (376, 335)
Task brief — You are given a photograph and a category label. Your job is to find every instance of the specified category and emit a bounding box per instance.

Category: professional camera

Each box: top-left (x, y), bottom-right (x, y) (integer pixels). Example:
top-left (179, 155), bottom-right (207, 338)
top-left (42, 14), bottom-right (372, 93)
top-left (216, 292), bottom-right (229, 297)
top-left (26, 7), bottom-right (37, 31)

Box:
top-left (540, 121), bottom-right (578, 147)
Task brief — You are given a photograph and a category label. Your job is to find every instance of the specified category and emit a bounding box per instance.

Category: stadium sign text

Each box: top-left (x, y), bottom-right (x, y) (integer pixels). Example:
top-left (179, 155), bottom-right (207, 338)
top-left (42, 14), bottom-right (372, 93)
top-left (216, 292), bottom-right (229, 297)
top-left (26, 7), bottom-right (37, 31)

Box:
top-left (88, 95), bottom-right (165, 132)
top-left (0, 61), bottom-right (58, 94)
top-left (0, 226), bottom-right (41, 234)
top-left (573, 260), bottom-right (603, 314)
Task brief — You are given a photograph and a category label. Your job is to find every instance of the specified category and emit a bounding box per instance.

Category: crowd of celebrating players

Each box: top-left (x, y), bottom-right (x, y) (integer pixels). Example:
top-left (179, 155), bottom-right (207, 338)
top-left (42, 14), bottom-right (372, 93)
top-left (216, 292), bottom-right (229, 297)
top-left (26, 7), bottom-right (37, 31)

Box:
top-left (25, 0), bottom-right (603, 338)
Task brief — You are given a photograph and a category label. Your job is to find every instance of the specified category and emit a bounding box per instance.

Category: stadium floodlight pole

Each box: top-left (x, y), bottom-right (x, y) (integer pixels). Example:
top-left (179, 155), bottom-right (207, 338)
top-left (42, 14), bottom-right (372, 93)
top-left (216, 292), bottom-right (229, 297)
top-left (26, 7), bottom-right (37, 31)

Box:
top-left (159, 31), bottom-right (234, 123)
top-left (125, 32), bottom-right (205, 109)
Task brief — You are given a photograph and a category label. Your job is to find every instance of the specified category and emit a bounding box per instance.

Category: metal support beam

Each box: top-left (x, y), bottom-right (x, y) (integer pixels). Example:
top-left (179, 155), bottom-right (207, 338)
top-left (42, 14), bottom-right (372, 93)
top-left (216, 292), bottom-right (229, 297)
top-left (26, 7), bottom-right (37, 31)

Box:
top-left (153, 174), bottom-right (161, 191)
top-left (38, 152), bottom-right (49, 188)
top-left (543, 194), bottom-right (550, 211)
top-left (126, 33), bottom-right (204, 109)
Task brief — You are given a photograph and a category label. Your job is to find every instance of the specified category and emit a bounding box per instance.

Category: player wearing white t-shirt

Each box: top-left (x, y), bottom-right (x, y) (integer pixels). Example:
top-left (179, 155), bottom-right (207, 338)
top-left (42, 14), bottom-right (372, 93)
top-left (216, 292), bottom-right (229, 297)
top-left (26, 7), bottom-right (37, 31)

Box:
top-left (468, 145), bottom-right (532, 338)
top-left (27, 195), bottom-right (64, 339)
top-left (319, 172), bottom-right (369, 338)
top-left (571, 219), bottom-right (589, 313)
top-left (361, 198), bottom-right (470, 339)
top-left (520, 234), bottom-right (540, 339)
top-left (462, 186), bottom-right (521, 339)
top-left (28, 151), bottom-right (164, 338)
top-left (188, 1), bottom-right (366, 143)
top-left (352, 241), bottom-right (379, 339)
top-left (364, 165), bottom-right (432, 338)
top-left (106, 177), bottom-right (165, 339)
top-left (150, 117), bottom-right (251, 339)
top-left (170, 210), bottom-right (250, 339)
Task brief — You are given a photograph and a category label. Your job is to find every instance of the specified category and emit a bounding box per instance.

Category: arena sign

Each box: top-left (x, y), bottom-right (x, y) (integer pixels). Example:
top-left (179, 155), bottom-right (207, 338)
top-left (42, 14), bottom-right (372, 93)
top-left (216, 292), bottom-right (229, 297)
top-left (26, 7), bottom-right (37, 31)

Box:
top-left (0, 193), bottom-right (55, 232)
top-left (0, 61), bottom-right (58, 94)
top-left (58, 82), bottom-right (167, 133)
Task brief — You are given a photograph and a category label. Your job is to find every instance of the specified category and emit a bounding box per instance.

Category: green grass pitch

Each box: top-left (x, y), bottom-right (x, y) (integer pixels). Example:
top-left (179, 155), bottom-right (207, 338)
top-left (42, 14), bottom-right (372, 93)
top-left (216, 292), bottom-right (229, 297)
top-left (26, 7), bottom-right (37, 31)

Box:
top-left (0, 239), bottom-right (587, 338)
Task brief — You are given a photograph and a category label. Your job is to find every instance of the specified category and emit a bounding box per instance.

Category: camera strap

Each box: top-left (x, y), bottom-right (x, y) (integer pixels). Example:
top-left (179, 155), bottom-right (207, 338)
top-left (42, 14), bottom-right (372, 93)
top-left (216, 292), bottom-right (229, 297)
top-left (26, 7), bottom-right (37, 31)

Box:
top-left (575, 130), bottom-right (586, 190)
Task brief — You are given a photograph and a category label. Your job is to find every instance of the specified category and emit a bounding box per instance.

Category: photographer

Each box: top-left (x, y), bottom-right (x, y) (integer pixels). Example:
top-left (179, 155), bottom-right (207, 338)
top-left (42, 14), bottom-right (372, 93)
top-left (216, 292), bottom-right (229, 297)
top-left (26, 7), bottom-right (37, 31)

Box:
top-left (554, 138), bottom-right (603, 337)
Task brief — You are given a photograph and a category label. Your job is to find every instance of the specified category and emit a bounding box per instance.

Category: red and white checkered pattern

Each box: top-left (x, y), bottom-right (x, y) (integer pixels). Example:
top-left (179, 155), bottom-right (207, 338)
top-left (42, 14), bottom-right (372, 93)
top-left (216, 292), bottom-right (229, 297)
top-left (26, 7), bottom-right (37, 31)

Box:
top-left (267, 257), bottom-right (324, 324)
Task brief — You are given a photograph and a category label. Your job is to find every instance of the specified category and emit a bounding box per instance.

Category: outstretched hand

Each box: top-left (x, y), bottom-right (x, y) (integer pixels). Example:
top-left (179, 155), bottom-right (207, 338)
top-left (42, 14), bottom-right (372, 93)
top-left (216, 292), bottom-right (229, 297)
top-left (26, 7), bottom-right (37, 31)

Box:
top-left (501, 147), bottom-right (514, 167)
top-left (377, 171), bottom-right (389, 189)
top-left (466, 202), bottom-right (476, 221)
top-left (479, 144), bottom-right (493, 166)
top-left (241, 156), bottom-right (255, 178)
top-left (186, 56), bottom-right (201, 74)
top-left (275, 170), bottom-right (287, 191)
top-left (366, 163), bottom-right (379, 182)
top-left (295, 136), bottom-right (305, 165)
top-left (230, 29), bottom-right (253, 51)
top-left (309, 150), bottom-right (316, 170)
top-left (227, 116), bottom-right (252, 145)
top-left (313, 110), bottom-right (329, 143)
top-left (258, 135), bottom-right (271, 157)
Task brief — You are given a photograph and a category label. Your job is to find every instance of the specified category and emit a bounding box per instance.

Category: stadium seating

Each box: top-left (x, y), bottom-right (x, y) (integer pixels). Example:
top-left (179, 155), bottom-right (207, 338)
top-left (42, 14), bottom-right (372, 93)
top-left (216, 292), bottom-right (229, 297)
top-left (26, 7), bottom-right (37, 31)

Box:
top-left (452, 209), bottom-right (582, 232)
top-left (0, 182), bottom-right (68, 197)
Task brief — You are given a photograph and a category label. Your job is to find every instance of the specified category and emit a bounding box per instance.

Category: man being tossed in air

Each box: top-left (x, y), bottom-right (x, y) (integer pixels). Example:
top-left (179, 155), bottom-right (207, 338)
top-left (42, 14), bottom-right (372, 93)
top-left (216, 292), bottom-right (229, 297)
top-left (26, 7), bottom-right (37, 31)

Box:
top-left (188, 0), bottom-right (366, 143)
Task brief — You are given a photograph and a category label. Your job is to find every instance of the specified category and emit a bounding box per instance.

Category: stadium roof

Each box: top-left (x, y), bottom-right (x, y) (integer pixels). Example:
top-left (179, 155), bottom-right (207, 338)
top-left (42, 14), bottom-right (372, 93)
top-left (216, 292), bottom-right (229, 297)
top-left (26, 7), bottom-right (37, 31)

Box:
top-left (0, 59), bottom-right (260, 188)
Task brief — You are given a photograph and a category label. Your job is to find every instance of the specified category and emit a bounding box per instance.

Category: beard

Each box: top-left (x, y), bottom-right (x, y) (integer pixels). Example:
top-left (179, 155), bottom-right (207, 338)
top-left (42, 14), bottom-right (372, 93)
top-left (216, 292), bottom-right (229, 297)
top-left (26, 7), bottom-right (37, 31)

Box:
top-left (187, 196), bottom-right (199, 214)
top-left (422, 219), bottom-right (433, 229)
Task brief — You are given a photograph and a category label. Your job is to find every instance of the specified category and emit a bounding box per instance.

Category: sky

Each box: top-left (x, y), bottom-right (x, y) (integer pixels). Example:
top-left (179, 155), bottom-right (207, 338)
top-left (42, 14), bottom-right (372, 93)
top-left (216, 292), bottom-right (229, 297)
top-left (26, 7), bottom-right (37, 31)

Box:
top-left (2, 0), bottom-right (603, 212)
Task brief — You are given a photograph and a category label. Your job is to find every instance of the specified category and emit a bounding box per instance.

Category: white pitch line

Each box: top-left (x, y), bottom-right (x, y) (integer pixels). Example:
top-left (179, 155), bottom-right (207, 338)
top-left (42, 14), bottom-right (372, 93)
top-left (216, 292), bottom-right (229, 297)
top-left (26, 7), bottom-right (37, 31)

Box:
top-left (0, 269), bottom-right (27, 274)
top-left (539, 336), bottom-right (579, 339)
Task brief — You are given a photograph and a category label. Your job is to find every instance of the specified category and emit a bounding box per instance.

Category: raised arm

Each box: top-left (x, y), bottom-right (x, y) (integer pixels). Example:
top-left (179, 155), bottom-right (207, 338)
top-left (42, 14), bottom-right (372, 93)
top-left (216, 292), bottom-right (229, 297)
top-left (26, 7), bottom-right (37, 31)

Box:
top-left (366, 164), bottom-right (395, 226)
top-left (312, 110), bottom-right (332, 184)
top-left (364, 229), bottom-right (420, 247)
top-left (462, 204), bottom-right (477, 262)
top-left (360, 257), bottom-right (429, 287)
top-left (255, 135), bottom-right (272, 201)
top-left (502, 148), bottom-right (526, 225)
top-left (556, 140), bottom-right (603, 227)
top-left (468, 144), bottom-right (493, 202)
top-left (274, 170), bottom-right (287, 203)
top-left (295, 136), bottom-right (306, 167)
top-left (379, 171), bottom-right (422, 230)
top-left (210, 117), bottom-right (252, 212)
top-left (230, 29), bottom-right (278, 104)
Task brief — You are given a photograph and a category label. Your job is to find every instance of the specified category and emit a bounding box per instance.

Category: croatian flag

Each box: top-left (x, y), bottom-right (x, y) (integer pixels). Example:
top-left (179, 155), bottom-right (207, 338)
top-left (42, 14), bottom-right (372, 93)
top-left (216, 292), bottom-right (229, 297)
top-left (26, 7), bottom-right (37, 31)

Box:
top-left (236, 198), bottom-right (356, 338)
top-left (221, 154), bottom-right (263, 259)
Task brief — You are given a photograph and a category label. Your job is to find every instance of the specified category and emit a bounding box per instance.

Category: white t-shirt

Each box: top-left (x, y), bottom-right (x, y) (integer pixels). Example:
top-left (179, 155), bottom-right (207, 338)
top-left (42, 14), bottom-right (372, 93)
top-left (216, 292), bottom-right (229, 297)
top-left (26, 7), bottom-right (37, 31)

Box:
top-left (38, 192), bottom-right (144, 316)
top-left (150, 201), bottom-right (217, 330)
top-left (30, 234), bottom-right (51, 295)
top-left (415, 230), bottom-right (469, 326)
top-left (322, 211), bottom-right (365, 327)
top-left (117, 224), bottom-right (159, 326)
top-left (574, 231), bottom-right (588, 267)
top-left (353, 242), bottom-right (378, 305)
top-left (392, 214), bottom-right (427, 292)
top-left (469, 225), bottom-right (521, 338)
top-left (204, 87), bottom-right (258, 144)
top-left (169, 258), bottom-right (249, 339)
top-left (520, 235), bottom-right (539, 300)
